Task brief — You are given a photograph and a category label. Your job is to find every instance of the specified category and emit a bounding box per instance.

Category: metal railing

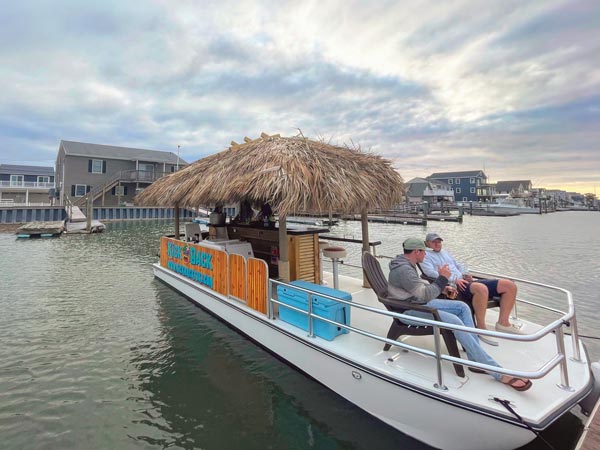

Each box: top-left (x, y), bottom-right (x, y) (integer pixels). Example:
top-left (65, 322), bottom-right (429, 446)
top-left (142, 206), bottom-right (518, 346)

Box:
top-left (0, 181), bottom-right (55, 189)
top-left (73, 170), bottom-right (170, 207)
top-left (267, 270), bottom-right (583, 391)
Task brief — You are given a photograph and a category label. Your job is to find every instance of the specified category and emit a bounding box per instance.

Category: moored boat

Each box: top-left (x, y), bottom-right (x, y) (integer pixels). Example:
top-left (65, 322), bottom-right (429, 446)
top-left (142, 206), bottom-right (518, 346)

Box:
top-left (486, 197), bottom-right (540, 214)
top-left (136, 133), bottom-right (598, 450)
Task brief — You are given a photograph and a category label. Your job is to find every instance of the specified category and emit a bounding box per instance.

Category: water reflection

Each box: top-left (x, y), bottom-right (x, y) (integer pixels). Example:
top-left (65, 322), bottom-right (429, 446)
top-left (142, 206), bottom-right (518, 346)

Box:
top-left (130, 282), bottom-right (429, 449)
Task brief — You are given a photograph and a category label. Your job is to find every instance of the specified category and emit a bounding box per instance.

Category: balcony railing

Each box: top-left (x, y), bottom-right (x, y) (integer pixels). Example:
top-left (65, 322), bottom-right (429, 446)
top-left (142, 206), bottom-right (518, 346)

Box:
top-left (0, 181), bottom-right (55, 189)
top-left (423, 188), bottom-right (454, 197)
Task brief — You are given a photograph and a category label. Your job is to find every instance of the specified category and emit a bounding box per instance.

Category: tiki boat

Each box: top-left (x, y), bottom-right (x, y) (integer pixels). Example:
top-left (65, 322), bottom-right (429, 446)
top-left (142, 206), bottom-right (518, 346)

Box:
top-left (136, 134), bottom-right (599, 450)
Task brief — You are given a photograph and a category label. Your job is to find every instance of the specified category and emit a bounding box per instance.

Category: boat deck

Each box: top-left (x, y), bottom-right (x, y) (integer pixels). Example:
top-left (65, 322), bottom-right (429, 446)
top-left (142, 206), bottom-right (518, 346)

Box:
top-left (270, 271), bottom-right (591, 427)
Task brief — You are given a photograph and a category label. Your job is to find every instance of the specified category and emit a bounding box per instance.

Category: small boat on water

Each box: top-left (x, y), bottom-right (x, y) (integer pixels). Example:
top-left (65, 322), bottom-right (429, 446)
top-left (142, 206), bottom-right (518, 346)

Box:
top-left (136, 134), bottom-right (599, 450)
top-left (485, 197), bottom-right (540, 215)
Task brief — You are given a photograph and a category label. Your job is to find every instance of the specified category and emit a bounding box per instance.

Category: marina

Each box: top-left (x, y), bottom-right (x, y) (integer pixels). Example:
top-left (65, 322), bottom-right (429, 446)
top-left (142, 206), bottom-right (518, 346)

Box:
top-left (1, 213), bottom-right (599, 450)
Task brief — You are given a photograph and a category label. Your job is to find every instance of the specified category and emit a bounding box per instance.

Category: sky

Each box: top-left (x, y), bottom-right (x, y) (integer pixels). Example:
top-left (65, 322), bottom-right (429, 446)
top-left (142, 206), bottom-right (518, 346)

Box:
top-left (1, 0), bottom-right (599, 194)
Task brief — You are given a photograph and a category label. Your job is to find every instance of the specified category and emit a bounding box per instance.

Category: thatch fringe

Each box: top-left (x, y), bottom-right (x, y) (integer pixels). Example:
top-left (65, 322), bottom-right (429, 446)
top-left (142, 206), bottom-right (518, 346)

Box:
top-left (135, 133), bottom-right (404, 216)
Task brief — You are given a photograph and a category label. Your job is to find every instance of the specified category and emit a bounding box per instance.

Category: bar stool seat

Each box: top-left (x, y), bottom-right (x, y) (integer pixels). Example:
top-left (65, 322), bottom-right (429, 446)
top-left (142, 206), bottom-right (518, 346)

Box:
top-left (323, 246), bottom-right (347, 289)
top-left (323, 246), bottom-right (347, 259)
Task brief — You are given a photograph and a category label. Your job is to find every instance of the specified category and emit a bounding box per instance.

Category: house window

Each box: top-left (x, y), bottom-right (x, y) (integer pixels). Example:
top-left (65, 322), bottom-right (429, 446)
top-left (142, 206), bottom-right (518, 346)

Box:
top-left (37, 176), bottom-right (50, 183)
top-left (448, 179), bottom-right (453, 184)
top-left (455, 178), bottom-right (460, 184)
top-left (74, 184), bottom-right (87, 197)
top-left (470, 187), bottom-right (476, 193)
top-left (10, 175), bottom-right (24, 186)
top-left (462, 197), bottom-right (468, 202)
top-left (89, 159), bottom-right (106, 174)
top-left (470, 178), bottom-right (475, 184)
top-left (455, 187), bottom-right (461, 193)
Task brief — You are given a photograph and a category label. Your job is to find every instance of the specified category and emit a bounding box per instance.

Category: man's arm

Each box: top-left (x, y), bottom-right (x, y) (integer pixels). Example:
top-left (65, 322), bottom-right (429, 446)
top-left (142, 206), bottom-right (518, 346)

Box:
top-left (390, 265), bottom-right (448, 303)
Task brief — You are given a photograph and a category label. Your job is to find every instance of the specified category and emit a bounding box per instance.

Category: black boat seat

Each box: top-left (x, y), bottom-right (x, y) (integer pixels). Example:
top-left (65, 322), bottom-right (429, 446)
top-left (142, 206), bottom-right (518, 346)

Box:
top-left (362, 252), bottom-right (465, 377)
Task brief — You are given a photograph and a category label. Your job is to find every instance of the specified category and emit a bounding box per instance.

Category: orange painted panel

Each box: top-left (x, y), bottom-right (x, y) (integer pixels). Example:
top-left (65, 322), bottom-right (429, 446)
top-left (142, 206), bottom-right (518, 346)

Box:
top-left (229, 254), bottom-right (246, 300)
top-left (248, 258), bottom-right (268, 313)
top-left (160, 237), bottom-right (228, 296)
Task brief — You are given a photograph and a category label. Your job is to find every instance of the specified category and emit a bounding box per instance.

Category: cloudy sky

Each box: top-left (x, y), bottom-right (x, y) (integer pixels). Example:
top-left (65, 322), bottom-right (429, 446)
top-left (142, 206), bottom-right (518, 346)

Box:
top-left (1, 0), bottom-right (598, 193)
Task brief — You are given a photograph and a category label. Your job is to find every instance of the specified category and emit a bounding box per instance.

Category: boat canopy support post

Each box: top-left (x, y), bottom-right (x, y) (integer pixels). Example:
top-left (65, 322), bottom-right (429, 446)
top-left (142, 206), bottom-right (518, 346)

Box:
top-left (174, 203), bottom-right (180, 240)
top-left (361, 210), bottom-right (370, 288)
top-left (278, 215), bottom-right (290, 282)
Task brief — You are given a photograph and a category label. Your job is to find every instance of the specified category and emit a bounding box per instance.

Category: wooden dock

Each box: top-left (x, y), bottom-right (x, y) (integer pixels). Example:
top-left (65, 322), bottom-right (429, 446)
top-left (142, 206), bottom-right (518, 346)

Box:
top-left (342, 213), bottom-right (462, 226)
top-left (16, 221), bottom-right (65, 238)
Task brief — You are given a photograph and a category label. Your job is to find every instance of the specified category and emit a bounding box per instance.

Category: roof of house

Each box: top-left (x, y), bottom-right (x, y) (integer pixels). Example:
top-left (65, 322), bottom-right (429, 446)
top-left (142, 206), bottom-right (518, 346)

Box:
top-left (496, 180), bottom-right (532, 193)
top-left (428, 170), bottom-right (486, 179)
top-left (406, 177), bottom-right (430, 184)
top-left (0, 164), bottom-right (54, 176)
top-left (59, 140), bottom-right (188, 165)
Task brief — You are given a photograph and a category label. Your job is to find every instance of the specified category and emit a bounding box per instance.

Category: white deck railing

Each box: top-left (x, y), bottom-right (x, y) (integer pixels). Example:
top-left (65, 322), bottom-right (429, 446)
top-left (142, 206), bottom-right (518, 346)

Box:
top-left (267, 270), bottom-right (582, 391)
top-left (0, 181), bottom-right (55, 189)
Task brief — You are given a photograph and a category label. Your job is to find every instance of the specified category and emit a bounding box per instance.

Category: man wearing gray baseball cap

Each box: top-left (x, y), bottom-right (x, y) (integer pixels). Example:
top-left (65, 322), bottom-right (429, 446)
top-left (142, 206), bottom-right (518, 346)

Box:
top-left (422, 232), bottom-right (523, 343)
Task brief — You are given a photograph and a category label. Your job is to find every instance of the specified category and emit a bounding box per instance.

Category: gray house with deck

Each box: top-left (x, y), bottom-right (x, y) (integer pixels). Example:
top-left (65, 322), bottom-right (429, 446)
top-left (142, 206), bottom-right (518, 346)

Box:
top-left (55, 140), bottom-right (187, 207)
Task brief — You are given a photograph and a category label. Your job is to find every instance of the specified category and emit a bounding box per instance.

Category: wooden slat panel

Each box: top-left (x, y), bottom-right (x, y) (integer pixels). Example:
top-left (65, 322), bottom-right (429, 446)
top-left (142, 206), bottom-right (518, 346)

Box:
top-left (247, 258), bottom-right (268, 313)
top-left (229, 254), bottom-right (246, 300)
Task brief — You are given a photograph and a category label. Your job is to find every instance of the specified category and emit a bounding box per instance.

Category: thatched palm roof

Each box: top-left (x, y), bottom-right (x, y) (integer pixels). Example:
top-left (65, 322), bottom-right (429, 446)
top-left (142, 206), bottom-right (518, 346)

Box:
top-left (135, 134), bottom-right (404, 216)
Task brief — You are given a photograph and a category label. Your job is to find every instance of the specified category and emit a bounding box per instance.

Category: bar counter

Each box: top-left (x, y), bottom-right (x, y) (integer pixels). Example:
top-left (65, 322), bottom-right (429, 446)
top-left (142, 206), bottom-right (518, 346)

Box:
top-left (224, 223), bottom-right (328, 281)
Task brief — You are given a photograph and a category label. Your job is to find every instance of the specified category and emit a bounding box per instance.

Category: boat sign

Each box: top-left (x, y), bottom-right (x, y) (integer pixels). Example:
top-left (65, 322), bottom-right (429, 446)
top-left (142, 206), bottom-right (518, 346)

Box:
top-left (160, 237), bottom-right (228, 295)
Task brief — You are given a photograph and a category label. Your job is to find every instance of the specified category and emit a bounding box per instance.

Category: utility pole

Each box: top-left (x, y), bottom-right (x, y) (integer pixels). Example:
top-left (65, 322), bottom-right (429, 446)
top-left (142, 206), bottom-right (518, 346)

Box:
top-left (177, 145), bottom-right (180, 171)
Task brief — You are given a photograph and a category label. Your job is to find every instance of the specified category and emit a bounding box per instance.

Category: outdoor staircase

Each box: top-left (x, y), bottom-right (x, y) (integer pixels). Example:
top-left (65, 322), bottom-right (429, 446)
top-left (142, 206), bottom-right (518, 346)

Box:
top-left (73, 171), bottom-right (124, 207)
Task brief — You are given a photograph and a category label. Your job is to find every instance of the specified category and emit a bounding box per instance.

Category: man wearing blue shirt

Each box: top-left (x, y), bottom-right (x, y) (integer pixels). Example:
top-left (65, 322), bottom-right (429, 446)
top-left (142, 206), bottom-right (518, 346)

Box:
top-left (421, 233), bottom-right (524, 343)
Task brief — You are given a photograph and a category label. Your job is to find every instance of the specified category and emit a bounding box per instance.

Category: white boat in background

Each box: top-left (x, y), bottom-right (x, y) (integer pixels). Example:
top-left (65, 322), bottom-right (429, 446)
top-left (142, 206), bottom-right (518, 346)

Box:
top-left (486, 197), bottom-right (540, 214)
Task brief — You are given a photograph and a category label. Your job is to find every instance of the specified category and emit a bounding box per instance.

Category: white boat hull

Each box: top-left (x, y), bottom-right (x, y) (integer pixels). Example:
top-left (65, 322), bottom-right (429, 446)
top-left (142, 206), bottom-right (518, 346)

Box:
top-left (154, 264), bottom-right (538, 450)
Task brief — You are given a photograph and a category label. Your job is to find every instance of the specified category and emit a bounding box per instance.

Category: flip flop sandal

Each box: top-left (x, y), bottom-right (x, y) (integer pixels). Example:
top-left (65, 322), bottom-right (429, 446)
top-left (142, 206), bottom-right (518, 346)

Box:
top-left (504, 377), bottom-right (533, 391)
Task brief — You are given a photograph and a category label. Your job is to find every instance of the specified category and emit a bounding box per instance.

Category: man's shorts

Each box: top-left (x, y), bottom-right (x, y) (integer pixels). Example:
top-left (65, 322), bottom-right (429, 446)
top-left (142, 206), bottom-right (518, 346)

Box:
top-left (457, 279), bottom-right (500, 302)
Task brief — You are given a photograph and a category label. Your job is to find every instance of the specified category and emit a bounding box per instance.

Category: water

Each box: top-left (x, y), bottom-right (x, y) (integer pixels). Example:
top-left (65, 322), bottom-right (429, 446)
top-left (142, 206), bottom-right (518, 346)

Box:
top-left (0, 213), bottom-right (598, 450)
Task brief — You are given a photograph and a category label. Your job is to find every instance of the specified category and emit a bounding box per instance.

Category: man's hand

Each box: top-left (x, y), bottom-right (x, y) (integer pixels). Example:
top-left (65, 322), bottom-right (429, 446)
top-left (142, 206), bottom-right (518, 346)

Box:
top-left (463, 274), bottom-right (474, 282)
top-left (456, 278), bottom-right (469, 290)
top-left (437, 264), bottom-right (451, 279)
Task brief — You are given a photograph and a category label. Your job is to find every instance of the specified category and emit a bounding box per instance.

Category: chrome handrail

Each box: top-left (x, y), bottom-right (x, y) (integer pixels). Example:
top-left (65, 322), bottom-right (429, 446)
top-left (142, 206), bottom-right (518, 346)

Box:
top-left (268, 276), bottom-right (582, 390)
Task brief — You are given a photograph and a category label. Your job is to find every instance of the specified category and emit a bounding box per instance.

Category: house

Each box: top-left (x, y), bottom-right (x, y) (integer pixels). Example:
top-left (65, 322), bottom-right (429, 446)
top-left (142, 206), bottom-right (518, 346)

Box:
top-left (495, 180), bottom-right (533, 198)
top-left (55, 140), bottom-right (187, 206)
top-left (405, 177), bottom-right (455, 204)
top-left (0, 164), bottom-right (55, 206)
top-left (427, 170), bottom-right (487, 203)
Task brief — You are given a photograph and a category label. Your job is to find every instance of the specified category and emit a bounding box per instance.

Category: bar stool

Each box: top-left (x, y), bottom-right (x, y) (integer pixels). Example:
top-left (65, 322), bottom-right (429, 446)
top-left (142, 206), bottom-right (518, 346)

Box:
top-left (318, 240), bottom-right (329, 284)
top-left (323, 246), bottom-right (347, 289)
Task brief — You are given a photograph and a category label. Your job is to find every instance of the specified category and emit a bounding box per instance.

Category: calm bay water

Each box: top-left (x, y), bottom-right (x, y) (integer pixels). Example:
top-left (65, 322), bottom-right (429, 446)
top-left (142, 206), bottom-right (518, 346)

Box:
top-left (0, 212), bottom-right (598, 450)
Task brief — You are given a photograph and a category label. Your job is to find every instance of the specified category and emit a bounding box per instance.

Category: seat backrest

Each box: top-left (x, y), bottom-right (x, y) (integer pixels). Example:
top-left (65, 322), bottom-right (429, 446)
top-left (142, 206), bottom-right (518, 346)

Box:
top-left (185, 223), bottom-right (202, 241)
top-left (416, 262), bottom-right (435, 282)
top-left (362, 252), bottom-right (389, 299)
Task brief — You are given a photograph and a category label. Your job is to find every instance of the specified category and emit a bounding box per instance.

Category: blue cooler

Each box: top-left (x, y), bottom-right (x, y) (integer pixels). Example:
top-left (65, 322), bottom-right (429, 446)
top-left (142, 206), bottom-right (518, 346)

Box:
top-left (277, 280), bottom-right (352, 340)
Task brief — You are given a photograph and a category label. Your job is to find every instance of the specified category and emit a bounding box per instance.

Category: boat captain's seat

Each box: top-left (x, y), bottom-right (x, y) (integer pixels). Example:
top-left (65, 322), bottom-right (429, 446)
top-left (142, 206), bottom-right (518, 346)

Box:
top-left (416, 263), bottom-right (501, 323)
top-left (185, 223), bottom-right (202, 242)
top-left (361, 252), bottom-right (465, 377)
